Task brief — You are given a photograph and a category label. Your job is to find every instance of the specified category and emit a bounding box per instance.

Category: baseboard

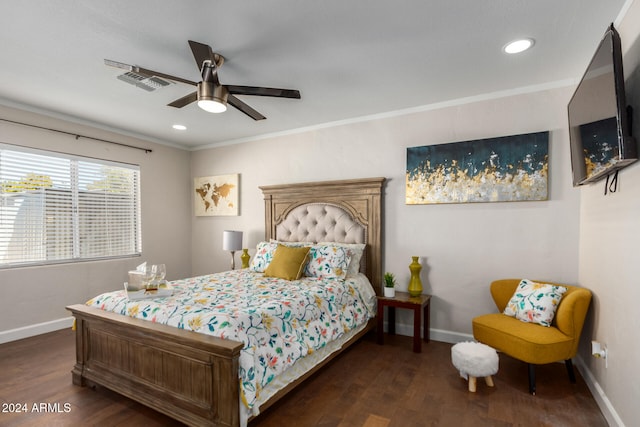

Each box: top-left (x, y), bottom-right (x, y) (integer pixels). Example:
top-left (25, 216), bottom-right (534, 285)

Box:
top-left (575, 356), bottom-right (626, 427)
top-left (0, 317), bottom-right (74, 344)
top-left (429, 328), bottom-right (474, 344)
top-left (389, 322), bottom-right (473, 344)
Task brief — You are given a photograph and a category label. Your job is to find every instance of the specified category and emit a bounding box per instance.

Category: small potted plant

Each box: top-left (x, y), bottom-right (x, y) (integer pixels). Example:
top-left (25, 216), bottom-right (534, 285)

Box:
top-left (383, 272), bottom-right (396, 298)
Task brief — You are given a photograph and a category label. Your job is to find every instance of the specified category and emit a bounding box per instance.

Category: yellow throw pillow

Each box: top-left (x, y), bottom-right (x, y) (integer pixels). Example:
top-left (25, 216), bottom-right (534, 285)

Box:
top-left (264, 244), bottom-right (311, 280)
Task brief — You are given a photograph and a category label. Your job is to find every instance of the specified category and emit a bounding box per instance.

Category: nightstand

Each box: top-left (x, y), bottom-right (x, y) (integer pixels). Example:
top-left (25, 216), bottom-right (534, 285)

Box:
top-left (377, 291), bottom-right (431, 353)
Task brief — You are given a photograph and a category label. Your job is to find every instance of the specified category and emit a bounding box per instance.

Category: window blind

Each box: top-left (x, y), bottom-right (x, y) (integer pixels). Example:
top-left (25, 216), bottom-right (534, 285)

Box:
top-left (0, 144), bottom-right (141, 268)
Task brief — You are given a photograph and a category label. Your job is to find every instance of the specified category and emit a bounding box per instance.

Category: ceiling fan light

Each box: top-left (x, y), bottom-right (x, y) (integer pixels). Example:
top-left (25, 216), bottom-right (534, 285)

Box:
top-left (198, 99), bottom-right (227, 113)
top-left (197, 82), bottom-right (228, 113)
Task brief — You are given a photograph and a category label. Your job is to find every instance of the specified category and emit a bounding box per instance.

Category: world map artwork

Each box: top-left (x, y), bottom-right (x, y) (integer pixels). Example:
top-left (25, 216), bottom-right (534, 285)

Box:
top-left (194, 174), bottom-right (239, 216)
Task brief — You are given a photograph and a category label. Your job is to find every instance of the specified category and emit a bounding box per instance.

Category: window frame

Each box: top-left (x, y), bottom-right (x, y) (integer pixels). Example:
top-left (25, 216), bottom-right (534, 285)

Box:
top-left (0, 143), bottom-right (142, 269)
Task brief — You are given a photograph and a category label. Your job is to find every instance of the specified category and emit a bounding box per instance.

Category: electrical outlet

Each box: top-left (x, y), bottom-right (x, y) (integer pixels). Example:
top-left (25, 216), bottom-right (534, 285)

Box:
top-left (591, 341), bottom-right (608, 368)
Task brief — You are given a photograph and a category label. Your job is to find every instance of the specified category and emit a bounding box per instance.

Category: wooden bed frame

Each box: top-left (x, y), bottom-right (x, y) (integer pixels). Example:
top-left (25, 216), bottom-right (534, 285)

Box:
top-left (67, 177), bottom-right (385, 427)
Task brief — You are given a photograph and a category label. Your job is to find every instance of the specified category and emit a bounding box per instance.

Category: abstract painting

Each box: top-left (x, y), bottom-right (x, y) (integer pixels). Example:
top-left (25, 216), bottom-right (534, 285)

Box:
top-left (194, 174), bottom-right (239, 216)
top-left (406, 131), bottom-right (549, 204)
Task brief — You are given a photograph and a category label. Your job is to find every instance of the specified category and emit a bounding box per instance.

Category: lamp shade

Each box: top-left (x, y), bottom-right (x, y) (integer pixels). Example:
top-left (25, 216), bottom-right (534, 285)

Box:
top-left (222, 230), bottom-right (243, 251)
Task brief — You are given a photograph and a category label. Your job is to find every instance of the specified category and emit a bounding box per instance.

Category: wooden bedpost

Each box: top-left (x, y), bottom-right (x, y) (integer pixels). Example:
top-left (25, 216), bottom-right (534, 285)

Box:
top-left (71, 316), bottom-right (86, 387)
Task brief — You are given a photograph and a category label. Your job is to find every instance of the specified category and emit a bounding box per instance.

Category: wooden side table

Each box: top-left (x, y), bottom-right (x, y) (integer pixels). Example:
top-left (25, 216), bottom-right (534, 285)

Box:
top-left (377, 291), bottom-right (431, 353)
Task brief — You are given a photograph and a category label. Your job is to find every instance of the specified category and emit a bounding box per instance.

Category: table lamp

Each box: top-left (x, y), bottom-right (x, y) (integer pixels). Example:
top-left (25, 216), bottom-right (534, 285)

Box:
top-left (222, 230), bottom-right (243, 270)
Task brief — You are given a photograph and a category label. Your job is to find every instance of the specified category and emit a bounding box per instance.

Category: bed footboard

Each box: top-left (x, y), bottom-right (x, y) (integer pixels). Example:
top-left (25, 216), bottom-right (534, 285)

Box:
top-left (67, 304), bottom-right (244, 427)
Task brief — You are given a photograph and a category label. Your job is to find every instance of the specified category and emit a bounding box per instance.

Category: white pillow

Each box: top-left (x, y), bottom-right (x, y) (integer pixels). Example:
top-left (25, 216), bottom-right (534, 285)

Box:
top-left (269, 239), bottom-right (313, 248)
top-left (503, 279), bottom-right (568, 327)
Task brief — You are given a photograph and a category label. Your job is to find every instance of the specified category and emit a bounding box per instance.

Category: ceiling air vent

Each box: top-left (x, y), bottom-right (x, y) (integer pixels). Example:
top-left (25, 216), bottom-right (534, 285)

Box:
top-left (117, 71), bottom-right (172, 92)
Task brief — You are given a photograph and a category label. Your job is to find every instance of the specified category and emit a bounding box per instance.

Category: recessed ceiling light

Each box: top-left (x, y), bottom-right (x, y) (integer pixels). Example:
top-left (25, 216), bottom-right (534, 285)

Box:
top-left (172, 124), bottom-right (187, 130)
top-left (503, 38), bottom-right (534, 54)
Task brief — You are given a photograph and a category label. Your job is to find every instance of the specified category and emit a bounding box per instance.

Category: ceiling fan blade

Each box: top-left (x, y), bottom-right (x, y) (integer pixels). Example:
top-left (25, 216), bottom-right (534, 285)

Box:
top-left (228, 95), bottom-right (266, 120)
top-left (188, 40), bottom-right (215, 68)
top-left (188, 40), bottom-right (220, 84)
top-left (135, 66), bottom-right (198, 86)
top-left (105, 59), bottom-right (197, 86)
top-left (227, 85), bottom-right (301, 99)
top-left (168, 91), bottom-right (198, 108)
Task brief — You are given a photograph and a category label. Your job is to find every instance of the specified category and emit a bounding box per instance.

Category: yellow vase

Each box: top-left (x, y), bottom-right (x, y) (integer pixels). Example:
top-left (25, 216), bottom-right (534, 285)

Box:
top-left (240, 248), bottom-right (251, 269)
top-left (408, 256), bottom-right (423, 297)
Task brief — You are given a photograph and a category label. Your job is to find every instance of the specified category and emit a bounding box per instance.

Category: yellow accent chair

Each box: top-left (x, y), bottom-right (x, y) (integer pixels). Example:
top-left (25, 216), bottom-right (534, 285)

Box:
top-left (472, 279), bottom-right (592, 395)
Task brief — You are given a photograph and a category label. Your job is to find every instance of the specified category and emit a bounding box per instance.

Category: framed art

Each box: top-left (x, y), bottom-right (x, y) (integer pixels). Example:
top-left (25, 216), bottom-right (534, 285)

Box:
top-left (406, 131), bottom-right (549, 204)
top-left (194, 174), bottom-right (239, 216)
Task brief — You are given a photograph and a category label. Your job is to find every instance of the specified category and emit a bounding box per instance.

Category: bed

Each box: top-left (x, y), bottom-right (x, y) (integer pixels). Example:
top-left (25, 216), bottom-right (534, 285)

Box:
top-left (66, 177), bottom-right (385, 427)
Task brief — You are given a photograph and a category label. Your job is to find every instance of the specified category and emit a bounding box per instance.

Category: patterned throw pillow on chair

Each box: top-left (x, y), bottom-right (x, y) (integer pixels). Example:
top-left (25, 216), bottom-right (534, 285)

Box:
top-left (503, 279), bottom-right (568, 327)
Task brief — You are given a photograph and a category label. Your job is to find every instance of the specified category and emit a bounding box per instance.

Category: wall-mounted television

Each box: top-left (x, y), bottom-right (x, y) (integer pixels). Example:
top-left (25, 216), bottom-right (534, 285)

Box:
top-left (568, 24), bottom-right (637, 186)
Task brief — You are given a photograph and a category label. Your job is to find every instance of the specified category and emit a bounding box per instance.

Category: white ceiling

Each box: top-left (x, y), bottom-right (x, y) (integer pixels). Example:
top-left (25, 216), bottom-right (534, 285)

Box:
top-left (0, 1), bottom-right (629, 150)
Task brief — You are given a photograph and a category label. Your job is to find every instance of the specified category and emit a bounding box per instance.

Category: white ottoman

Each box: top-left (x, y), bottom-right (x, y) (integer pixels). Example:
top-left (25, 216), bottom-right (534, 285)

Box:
top-left (451, 341), bottom-right (499, 392)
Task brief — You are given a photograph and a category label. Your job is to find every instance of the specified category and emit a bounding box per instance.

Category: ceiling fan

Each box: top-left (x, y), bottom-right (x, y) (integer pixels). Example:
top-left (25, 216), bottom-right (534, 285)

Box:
top-left (105, 40), bottom-right (301, 120)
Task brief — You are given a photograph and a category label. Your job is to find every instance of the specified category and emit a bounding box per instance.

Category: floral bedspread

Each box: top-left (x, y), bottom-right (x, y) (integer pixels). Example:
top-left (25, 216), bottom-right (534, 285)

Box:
top-left (86, 270), bottom-right (376, 409)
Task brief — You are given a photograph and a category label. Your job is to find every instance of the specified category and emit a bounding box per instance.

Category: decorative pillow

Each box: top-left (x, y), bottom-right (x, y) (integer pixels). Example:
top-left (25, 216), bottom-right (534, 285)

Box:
top-left (249, 241), bottom-right (278, 272)
top-left (264, 245), bottom-right (311, 280)
top-left (305, 244), bottom-right (352, 280)
top-left (318, 242), bottom-right (365, 277)
top-left (319, 242), bottom-right (366, 277)
top-left (503, 279), bottom-right (568, 327)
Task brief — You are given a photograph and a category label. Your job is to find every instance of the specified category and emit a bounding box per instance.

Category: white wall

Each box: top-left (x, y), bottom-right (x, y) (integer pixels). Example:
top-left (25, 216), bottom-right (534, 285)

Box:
top-left (0, 105), bottom-right (192, 336)
top-left (577, 2), bottom-right (640, 426)
top-left (191, 85), bottom-right (581, 339)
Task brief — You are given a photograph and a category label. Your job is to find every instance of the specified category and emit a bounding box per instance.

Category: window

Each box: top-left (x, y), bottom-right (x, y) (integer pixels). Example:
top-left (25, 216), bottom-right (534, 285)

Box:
top-left (0, 144), bottom-right (141, 268)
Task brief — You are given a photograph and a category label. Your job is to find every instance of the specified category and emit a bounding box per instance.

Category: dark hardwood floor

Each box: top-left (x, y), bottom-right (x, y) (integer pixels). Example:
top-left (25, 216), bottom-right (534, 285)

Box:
top-left (0, 329), bottom-right (607, 427)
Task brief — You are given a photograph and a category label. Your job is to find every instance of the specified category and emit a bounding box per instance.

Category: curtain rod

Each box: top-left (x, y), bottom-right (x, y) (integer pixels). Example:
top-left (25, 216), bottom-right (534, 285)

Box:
top-left (0, 118), bottom-right (152, 153)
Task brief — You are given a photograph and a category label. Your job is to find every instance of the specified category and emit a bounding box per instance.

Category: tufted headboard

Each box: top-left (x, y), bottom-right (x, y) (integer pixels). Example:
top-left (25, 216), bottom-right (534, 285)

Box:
top-left (260, 177), bottom-right (385, 294)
